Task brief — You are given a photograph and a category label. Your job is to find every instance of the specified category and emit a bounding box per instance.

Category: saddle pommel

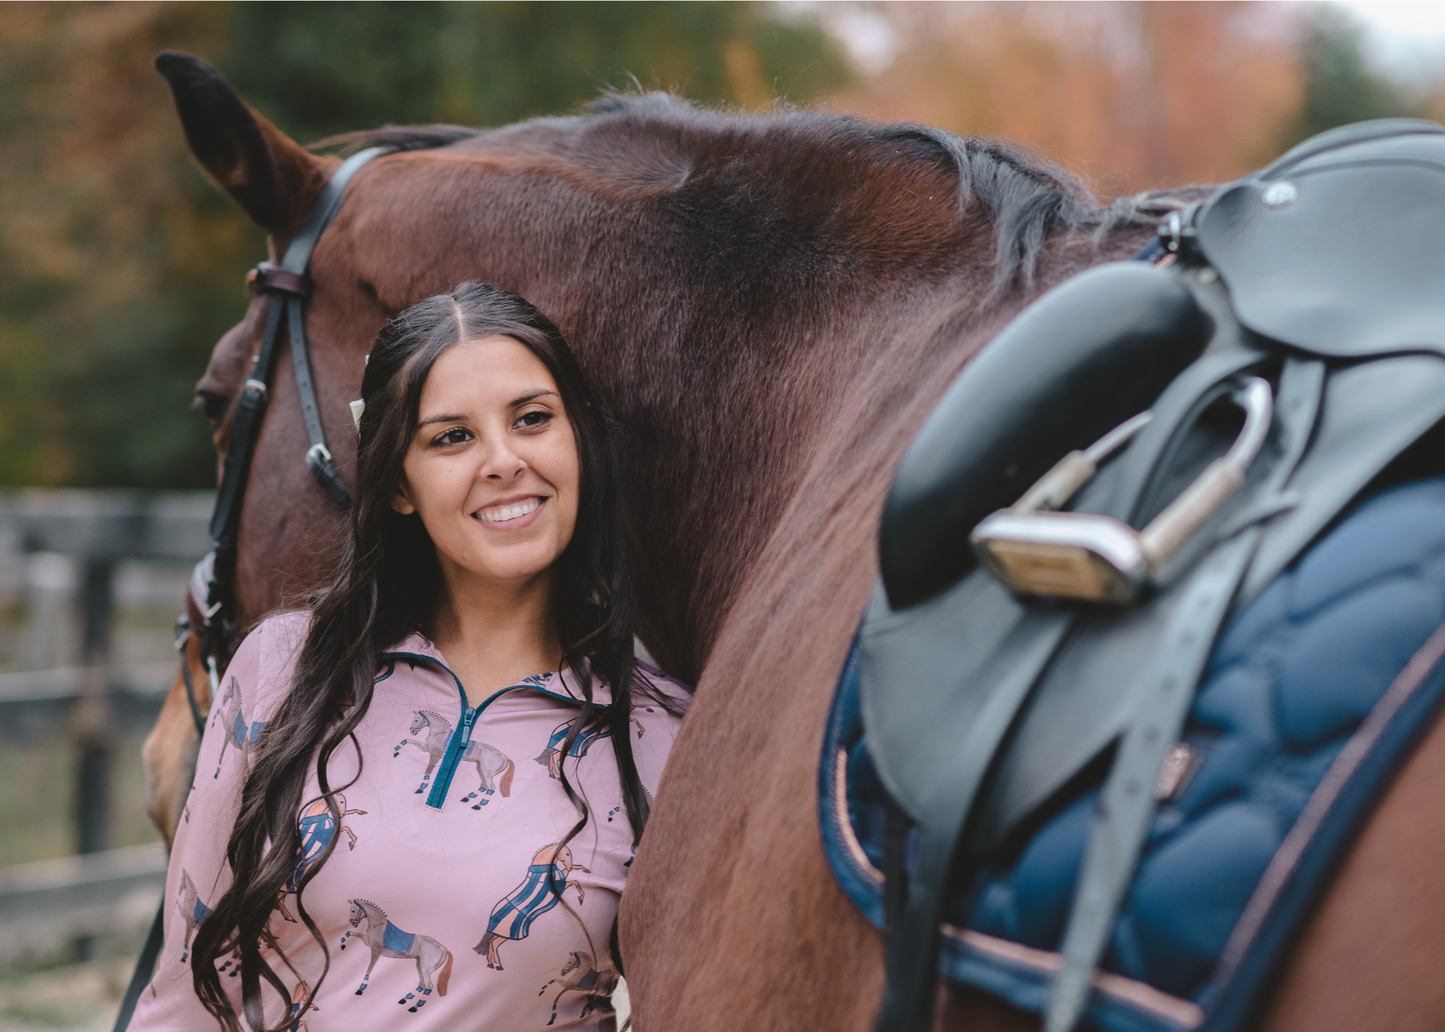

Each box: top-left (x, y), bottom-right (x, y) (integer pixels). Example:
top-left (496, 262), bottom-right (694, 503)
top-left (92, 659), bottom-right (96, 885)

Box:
top-left (881, 261), bottom-right (1211, 609)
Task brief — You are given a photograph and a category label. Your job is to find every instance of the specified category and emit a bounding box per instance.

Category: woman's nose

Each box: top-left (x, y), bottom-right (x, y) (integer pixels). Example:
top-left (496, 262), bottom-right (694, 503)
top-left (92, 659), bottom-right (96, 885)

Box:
top-left (481, 438), bottom-right (526, 480)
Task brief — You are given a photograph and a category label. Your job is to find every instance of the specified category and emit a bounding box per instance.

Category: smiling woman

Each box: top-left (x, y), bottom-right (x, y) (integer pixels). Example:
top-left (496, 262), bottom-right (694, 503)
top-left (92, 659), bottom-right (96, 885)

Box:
top-left (130, 282), bottom-right (688, 1032)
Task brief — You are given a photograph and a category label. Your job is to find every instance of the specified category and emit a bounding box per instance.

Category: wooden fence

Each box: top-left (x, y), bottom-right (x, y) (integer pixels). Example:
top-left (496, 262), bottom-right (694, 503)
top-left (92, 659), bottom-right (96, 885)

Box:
top-left (0, 490), bottom-right (211, 959)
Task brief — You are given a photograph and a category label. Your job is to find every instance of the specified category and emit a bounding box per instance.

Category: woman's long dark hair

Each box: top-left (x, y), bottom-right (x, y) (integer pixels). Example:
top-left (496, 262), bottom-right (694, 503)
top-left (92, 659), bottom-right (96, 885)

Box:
top-left (191, 282), bottom-right (662, 1030)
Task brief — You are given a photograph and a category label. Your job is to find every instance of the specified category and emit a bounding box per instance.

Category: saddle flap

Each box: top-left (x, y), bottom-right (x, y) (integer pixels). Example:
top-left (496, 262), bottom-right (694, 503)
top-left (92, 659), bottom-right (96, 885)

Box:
top-left (880, 261), bottom-right (1211, 610)
top-left (1198, 119), bottom-right (1445, 359)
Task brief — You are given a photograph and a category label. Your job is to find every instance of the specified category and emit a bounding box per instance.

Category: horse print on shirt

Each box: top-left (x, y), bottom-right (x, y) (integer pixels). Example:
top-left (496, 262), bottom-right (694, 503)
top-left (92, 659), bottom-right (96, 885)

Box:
top-left (475, 843), bottom-right (590, 970)
top-left (277, 792), bottom-right (368, 922)
top-left (175, 869), bottom-right (212, 963)
top-left (340, 898), bottom-right (453, 1011)
top-left (394, 709), bottom-right (515, 808)
top-left (212, 676), bottom-right (266, 778)
top-left (534, 706), bottom-right (650, 780)
top-left (287, 980), bottom-right (318, 1032)
top-left (538, 951), bottom-right (619, 1026)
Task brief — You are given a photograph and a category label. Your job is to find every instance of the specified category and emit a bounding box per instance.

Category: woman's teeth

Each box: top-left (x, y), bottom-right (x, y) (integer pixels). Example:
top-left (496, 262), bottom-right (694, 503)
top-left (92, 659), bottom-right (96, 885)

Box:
top-left (475, 498), bottom-right (542, 523)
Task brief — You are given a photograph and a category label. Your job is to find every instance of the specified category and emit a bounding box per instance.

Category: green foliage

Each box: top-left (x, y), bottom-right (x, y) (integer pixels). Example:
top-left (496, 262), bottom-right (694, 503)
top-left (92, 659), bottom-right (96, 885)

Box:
top-left (1286, 4), bottom-right (1423, 147)
top-left (0, 1), bottom-right (848, 489)
top-left (221, 2), bottom-right (848, 140)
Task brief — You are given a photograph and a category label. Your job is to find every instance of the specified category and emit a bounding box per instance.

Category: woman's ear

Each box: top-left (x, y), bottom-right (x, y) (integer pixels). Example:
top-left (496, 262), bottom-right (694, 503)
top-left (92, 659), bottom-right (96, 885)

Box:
top-left (391, 481), bottom-right (417, 516)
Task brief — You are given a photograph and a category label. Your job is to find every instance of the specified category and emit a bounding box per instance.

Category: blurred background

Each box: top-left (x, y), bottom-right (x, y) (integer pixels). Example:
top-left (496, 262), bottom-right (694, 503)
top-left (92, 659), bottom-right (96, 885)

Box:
top-left (0, 1), bottom-right (1442, 1027)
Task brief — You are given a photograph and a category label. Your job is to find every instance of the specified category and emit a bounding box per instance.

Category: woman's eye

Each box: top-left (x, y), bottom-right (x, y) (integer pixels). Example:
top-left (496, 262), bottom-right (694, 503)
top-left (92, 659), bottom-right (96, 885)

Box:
top-left (515, 410), bottom-right (552, 430)
top-left (434, 428), bottom-right (472, 446)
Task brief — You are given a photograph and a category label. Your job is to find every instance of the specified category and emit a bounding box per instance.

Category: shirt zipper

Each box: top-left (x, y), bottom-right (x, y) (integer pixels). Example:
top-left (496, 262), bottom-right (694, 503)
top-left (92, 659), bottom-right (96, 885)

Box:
top-left (381, 652), bottom-right (601, 810)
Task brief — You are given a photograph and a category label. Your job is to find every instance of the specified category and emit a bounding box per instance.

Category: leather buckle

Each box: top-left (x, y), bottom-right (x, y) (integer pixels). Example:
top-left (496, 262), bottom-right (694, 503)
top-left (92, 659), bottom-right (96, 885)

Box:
top-left (246, 262), bottom-right (311, 298)
top-left (972, 378), bottom-right (1273, 604)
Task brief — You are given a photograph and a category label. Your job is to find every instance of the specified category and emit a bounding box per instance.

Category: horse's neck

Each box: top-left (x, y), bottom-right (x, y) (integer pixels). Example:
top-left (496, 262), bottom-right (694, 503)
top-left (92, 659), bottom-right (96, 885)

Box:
top-left (362, 905), bottom-right (387, 928)
top-left (232, 120), bottom-right (1153, 681)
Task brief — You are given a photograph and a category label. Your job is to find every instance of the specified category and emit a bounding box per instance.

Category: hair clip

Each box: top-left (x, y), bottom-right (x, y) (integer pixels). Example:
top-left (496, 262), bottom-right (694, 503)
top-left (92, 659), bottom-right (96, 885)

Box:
top-left (349, 399), bottom-right (365, 433)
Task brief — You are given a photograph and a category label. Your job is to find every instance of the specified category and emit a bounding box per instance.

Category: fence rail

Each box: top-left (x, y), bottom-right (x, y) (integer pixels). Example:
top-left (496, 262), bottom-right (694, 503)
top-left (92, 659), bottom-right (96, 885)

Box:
top-left (0, 661), bottom-right (175, 740)
top-left (0, 490), bottom-right (213, 560)
top-left (0, 845), bottom-right (167, 965)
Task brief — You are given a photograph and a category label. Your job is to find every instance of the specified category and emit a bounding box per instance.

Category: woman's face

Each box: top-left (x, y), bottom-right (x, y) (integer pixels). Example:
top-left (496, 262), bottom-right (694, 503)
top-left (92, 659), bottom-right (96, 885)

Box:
top-left (393, 334), bottom-right (580, 590)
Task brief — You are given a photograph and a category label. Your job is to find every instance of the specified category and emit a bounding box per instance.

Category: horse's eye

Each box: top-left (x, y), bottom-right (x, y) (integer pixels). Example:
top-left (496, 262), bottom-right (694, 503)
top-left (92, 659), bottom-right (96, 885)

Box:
top-left (195, 390), bottom-right (232, 426)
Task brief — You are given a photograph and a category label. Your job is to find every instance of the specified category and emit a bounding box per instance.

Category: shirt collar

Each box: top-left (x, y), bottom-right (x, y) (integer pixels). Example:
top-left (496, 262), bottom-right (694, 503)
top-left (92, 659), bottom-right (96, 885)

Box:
top-left (386, 632), bottom-right (613, 706)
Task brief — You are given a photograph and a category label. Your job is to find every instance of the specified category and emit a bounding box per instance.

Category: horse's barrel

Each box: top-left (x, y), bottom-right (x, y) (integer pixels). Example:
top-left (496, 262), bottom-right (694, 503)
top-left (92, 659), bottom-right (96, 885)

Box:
top-left (880, 261), bottom-right (1212, 608)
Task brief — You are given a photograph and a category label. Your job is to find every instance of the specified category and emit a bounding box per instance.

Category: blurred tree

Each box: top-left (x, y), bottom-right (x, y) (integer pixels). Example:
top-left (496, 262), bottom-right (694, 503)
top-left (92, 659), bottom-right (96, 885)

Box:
top-left (0, 1), bottom-right (847, 489)
top-left (1284, 3), bottom-right (1423, 147)
top-left (827, 2), bottom-right (1304, 197)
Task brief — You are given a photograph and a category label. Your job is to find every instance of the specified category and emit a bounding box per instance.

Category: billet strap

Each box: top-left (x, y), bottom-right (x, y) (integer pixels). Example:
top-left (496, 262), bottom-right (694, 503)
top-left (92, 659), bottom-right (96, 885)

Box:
top-left (1044, 356), bottom-right (1326, 1032)
top-left (111, 899), bottom-right (166, 1032)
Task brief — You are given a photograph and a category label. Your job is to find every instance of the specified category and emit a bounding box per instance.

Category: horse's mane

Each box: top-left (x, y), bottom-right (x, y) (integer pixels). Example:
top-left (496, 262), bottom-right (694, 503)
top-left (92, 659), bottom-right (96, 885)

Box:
top-left (416, 708), bottom-right (451, 727)
top-left (330, 92), bottom-right (1183, 291)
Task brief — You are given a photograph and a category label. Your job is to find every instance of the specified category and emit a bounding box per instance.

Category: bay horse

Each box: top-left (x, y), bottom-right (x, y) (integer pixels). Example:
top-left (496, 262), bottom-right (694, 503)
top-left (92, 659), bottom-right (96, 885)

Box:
top-left (140, 51), bottom-right (1445, 1031)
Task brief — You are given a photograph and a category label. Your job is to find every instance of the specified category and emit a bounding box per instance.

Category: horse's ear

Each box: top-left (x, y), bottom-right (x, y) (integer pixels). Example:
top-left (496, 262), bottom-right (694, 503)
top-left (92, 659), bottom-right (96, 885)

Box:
top-left (155, 51), bottom-right (324, 236)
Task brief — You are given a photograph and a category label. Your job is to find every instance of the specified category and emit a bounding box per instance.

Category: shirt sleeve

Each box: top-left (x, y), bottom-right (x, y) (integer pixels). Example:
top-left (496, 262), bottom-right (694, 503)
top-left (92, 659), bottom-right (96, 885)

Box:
top-left (129, 615), bottom-right (305, 1031)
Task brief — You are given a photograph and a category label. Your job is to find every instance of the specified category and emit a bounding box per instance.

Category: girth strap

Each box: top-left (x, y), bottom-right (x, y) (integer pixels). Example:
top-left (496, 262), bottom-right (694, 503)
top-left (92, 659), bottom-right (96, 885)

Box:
top-left (1045, 356), bottom-right (1325, 1032)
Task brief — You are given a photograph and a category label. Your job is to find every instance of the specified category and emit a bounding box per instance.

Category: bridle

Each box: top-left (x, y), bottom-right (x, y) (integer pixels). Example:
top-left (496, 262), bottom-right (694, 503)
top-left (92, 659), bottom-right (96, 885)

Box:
top-left (191, 146), bottom-right (391, 709)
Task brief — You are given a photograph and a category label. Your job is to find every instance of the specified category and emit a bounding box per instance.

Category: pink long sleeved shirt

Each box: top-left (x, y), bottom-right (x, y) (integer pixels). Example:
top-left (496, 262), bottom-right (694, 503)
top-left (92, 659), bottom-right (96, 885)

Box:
top-left (132, 612), bottom-right (688, 1032)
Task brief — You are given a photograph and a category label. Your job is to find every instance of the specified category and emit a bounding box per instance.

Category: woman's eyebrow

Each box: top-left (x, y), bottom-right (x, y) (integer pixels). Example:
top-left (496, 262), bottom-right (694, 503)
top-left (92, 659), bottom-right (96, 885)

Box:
top-left (417, 412), bottom-right (467, 428)
top-left (512, 388), bottom-right (557, 406)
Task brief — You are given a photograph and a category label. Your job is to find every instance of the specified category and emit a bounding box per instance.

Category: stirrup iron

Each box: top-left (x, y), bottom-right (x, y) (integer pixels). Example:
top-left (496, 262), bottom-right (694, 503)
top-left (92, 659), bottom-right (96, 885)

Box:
top-left (972, 377), bottom-right (1273, 604)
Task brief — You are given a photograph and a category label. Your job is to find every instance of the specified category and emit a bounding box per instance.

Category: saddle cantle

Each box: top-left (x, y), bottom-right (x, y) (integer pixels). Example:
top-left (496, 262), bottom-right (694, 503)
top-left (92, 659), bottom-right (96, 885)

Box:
top-left (837, 119), bottom-right (1445, 1032)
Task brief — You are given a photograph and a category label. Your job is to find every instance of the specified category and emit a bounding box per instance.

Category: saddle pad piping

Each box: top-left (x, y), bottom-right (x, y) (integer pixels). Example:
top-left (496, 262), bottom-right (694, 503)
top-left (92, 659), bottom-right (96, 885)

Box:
top-left (819, 635), bottom-right (887, 928)
top-left (940, 927), bottom-right (1203, 1031)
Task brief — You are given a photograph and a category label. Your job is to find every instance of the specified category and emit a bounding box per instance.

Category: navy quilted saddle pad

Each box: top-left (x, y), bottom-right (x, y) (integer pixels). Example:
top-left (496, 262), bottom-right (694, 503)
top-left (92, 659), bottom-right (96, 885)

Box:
top-left (822, 476), bottom-right (1445, 1032)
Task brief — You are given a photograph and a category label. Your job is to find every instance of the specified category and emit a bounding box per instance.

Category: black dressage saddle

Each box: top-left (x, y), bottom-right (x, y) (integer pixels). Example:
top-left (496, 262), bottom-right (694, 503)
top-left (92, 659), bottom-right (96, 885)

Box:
top-left (862, 119), bottom-right (1445, 1032)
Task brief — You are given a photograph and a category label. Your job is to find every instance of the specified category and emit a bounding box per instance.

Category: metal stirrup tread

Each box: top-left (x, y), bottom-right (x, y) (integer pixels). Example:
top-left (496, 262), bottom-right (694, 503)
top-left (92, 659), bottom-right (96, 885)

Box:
top-left (973, 378), bottom-right (1273, 604)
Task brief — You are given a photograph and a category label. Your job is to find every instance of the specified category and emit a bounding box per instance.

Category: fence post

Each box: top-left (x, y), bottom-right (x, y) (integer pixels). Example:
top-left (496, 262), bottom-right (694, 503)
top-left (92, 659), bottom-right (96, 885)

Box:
top-left (75, 557), bottom-right (114, 858)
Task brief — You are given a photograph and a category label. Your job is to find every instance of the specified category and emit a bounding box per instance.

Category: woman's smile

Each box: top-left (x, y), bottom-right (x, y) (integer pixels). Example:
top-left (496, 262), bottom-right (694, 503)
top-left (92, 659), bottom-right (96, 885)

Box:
top-left (473, 494), bottom-right (546, 526)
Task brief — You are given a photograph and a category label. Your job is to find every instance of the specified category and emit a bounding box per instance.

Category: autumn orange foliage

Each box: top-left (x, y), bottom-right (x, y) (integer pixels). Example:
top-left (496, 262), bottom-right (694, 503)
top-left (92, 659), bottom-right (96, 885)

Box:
top-left (827, 2), bottom-right (1306, 197)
